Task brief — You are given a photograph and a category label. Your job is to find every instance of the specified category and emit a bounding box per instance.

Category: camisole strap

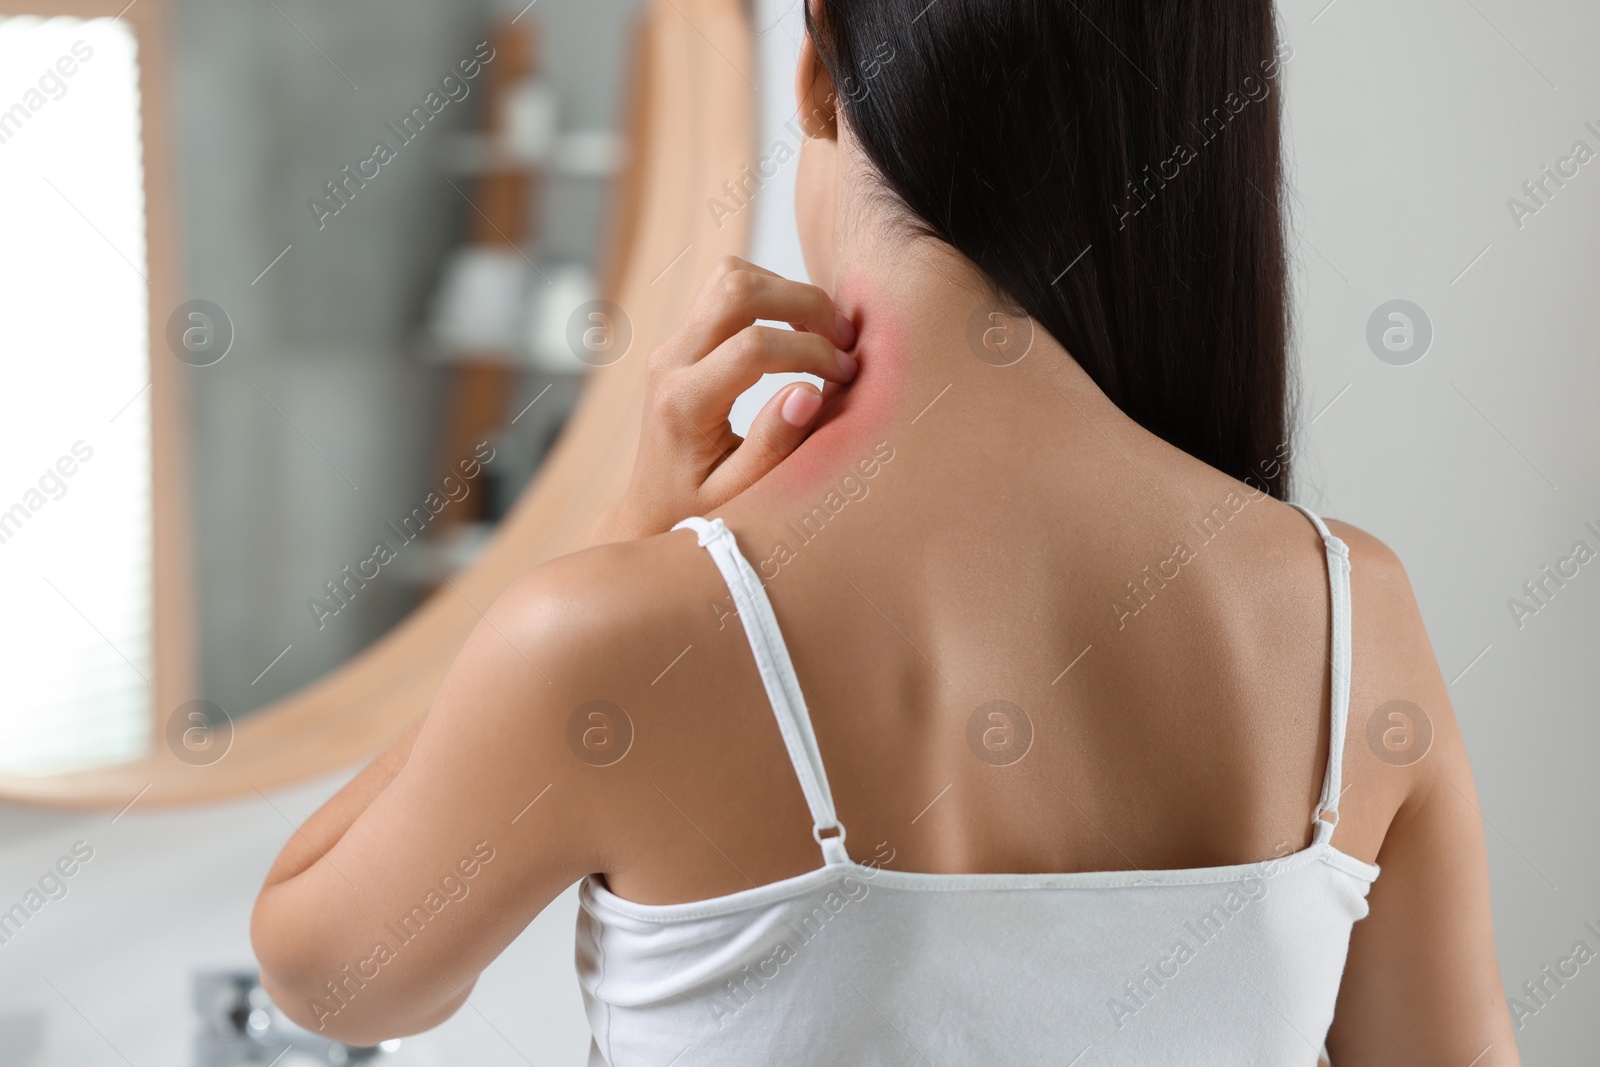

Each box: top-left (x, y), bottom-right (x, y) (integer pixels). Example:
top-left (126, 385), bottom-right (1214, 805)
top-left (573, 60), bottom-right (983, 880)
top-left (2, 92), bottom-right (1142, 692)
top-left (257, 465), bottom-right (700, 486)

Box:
top-left (671, 516), bottom-right (851, 865)
top-left (1288, 503), bottom-right (1352, 845)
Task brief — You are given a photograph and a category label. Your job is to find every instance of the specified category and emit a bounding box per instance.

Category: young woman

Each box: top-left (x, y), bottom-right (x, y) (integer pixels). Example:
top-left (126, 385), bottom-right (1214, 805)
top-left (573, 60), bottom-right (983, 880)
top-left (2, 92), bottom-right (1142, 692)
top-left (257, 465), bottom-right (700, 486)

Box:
top-left (252, 1), bottom-right (1519, 1062)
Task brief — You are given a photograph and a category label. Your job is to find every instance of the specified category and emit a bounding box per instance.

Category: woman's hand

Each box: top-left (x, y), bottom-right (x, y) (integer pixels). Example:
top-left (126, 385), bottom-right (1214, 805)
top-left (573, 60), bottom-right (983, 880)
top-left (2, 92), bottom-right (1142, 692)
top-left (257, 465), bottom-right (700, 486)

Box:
top-left (585, 256), bottom-right (858, 545)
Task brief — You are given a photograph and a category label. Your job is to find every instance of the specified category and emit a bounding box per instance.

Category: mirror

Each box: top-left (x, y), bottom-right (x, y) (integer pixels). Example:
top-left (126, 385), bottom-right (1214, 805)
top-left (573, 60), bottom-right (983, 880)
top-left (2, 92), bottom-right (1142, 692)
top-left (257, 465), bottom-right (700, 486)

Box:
top-left (0, 0), bottom-right (756, 802)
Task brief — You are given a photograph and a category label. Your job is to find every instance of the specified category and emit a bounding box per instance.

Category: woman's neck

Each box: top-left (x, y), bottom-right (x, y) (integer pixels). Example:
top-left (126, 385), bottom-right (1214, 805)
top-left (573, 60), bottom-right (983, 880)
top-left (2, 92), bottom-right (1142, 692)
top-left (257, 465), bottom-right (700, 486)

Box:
top-left (731, 228), bottom-right (1122, 512)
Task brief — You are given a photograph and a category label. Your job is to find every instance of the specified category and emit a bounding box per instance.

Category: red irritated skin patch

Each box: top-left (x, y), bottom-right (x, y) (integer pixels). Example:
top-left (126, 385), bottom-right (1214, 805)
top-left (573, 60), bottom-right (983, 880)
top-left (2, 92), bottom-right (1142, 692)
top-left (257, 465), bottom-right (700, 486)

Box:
top-left (759, 280), bottom-right (909, 496)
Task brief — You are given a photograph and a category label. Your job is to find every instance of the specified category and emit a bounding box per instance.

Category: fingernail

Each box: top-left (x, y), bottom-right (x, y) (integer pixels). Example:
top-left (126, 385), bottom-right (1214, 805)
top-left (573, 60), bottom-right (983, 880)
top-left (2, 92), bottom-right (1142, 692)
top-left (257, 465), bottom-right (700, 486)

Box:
top-left (834, 311), bottom-right (858, 349)
top-left (780, 386), bottom-right (823, 427)
top-left (781, 386), bottom-right (823, 427)
top-left (835, 348), bottom-right (858, 380)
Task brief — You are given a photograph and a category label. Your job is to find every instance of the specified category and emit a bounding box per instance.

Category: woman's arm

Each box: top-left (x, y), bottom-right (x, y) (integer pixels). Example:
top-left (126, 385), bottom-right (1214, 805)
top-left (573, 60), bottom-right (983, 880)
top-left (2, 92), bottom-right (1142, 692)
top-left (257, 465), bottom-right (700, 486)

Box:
top-left (248, 562), bottom-right (617, 1046)
top-left (250, 716), bottom-right (484, 1030)
top-left (1329, 736), bottom-right (1518, 1064)
top-left (1325, 525), bottom-right (1520, 1065)
top-left (249, 256), bottom-right (855, 1043)
top-left (257, 716), bottom-right (424, 891)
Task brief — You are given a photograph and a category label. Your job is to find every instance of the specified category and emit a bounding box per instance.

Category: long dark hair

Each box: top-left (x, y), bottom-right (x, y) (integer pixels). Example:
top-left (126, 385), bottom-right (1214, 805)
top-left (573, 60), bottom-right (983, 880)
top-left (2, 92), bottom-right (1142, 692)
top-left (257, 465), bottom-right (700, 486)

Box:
top-left (805, 0), bottom-right (1294, 499)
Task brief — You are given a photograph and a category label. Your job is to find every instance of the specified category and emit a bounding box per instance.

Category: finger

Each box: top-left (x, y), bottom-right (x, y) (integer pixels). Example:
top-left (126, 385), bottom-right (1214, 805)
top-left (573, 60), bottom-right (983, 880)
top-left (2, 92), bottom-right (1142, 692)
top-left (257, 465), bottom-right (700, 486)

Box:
top-left (686, 255), bottom-right (786, 305)
top-left (672, 258), bottom-right (776, 363)
top-left (668, 264), bottom-right (857, 368)
top-left (669, 326), bottom-right (852, 433)
top-left (705, 382), bottom-right (823, 498)
top-left (659, 326), bottom-right (852, 437)
top-left (720, 270), bottom-right (858, 348)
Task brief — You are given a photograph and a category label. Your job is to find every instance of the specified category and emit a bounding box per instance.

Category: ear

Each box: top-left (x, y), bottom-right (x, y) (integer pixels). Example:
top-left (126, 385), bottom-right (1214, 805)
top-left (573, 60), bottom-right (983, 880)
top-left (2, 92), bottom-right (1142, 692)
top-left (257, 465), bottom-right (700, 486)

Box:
top-left (795, 29), bottom-right (838, 139)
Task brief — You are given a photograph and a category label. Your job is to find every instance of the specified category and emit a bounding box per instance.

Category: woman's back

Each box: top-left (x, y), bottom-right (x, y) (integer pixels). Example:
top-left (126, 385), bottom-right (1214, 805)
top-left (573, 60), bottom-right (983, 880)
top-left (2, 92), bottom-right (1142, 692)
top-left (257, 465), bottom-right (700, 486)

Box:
top-left (573, 325), bottom-right (1409, 909)
top-left (579, 495), bottom-right (1375, 1062)
top-left (557, 332), bottom-right (1405, 1061)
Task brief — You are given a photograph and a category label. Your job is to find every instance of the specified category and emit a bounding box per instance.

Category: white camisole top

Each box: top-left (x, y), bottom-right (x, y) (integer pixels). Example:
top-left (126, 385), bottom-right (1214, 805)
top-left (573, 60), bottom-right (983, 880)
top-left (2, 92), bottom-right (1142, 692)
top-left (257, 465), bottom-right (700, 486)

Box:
top-left (575, 504), bottom-right (1379, 1065)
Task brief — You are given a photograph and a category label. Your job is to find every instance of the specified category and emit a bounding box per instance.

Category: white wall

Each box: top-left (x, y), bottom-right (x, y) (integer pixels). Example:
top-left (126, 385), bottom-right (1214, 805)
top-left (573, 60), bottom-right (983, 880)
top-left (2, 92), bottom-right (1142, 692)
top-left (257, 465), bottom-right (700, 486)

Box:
top-left (1283, 1), bottom-right (1599, 1056)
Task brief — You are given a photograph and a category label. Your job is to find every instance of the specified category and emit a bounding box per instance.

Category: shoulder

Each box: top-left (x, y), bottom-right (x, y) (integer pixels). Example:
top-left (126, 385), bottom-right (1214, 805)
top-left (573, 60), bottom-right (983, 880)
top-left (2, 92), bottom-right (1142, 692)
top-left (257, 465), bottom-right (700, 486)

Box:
top-left (415, 528), bottom-right (722, 755)
top-left (481, 528), bottom-right (722, 690)
top-left (408, 528), bottom-right (735, 848)
top-left (1322, 517), bottom-right (1437, 680)
top-left (1324, 518), bottom-right (1414, 603)
top-left (1318, 517), bottom-right (1473, 842)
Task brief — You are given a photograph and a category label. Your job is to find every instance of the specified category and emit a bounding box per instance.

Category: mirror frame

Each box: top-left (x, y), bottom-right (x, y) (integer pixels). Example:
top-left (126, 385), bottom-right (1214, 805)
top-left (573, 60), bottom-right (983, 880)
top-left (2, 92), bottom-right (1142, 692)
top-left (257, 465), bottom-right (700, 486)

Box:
top-left (0, 0), bottom-right (756, 809)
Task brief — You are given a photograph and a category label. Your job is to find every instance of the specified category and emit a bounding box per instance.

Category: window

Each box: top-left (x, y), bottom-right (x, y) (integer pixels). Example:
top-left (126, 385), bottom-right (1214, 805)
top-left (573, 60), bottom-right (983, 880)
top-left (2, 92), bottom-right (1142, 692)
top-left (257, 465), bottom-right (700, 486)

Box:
top-left (0, 14), bottom-right (156, 774)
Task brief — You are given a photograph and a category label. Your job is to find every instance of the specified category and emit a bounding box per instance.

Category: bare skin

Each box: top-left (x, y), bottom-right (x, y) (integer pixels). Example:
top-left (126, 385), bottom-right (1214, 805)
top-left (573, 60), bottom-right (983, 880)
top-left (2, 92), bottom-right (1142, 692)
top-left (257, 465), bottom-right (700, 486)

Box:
top-left (251, 32), bottom-right (1520, 1065)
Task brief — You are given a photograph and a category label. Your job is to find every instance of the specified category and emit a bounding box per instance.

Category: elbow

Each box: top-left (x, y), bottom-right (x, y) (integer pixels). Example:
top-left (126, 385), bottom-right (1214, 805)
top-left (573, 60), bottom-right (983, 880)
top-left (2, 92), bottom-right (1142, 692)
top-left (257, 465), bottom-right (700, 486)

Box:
top-left (249, 886), bottom-right (298, 993)
top-left (250, 945), bottom-right (405, 1047)
top-left (261, 970), bottom-right (469, 1048)
top-left (250, 888), bottom-right (352, 1040)
top-left (250, 889), bottom-right (332, 1034)
top-left (249, 889), bottom-right (469, 1045)
top-left (257, 967), bottom-right (362, 1044)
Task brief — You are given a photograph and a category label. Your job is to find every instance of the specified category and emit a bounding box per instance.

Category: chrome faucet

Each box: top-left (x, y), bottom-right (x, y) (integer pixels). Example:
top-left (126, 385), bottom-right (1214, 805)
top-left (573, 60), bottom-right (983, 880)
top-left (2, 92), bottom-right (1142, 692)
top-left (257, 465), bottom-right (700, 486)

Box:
top-left (193, 970), bottom-right (400, 1066)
